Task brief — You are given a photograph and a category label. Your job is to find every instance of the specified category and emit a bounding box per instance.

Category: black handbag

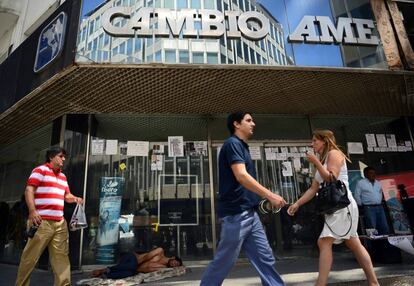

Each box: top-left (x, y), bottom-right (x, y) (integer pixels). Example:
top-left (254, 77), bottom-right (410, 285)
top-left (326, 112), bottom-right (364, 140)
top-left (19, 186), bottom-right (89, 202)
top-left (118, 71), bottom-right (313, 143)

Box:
top-left (316, 172), bottom-right (350, 215)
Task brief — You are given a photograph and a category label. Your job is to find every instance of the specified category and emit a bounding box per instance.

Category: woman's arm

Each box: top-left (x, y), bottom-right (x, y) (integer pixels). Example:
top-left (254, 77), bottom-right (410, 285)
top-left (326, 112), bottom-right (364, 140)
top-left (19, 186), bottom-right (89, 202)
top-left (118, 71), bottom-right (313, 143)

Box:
top-left (307, 150), bottom-right (343, 182)
top-left (287, 179), bottom-right (319, 216)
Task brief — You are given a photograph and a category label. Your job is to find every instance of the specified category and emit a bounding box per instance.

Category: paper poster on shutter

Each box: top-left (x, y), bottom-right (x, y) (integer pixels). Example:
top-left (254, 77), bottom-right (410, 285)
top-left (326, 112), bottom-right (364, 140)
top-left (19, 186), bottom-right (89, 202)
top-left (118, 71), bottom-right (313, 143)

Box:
top-left (282, 161), bottom-right (293, 177)
top-left (376, 134), bottom-right (388, 147)
top-left (249, 146), bottom-right (261, 160)
top-left (293, 158), bottom-right (301, 170)
top-left (386, 134), bottom-right (397, 148)
top-left (168, 136), bottom-right (184, 157)
top-left (127, 141), bottom-right (149, 156)
top-left (92, 139), bottom-right (105, 155)
top-left (106, 140), bottom-right (118, 155)
top-left (347, 142), bottom-right (364, 154)
top-left (365, 134), bottom-right (377, 147)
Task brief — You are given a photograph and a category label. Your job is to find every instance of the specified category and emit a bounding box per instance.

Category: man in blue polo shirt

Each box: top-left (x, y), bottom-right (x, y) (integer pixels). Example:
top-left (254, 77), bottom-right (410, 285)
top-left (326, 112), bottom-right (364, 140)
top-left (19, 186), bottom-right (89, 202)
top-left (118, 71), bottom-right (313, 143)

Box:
top-left (200, 112), bottom-right (286, 286)
top-left (354, 166), bottom-right (389, 235)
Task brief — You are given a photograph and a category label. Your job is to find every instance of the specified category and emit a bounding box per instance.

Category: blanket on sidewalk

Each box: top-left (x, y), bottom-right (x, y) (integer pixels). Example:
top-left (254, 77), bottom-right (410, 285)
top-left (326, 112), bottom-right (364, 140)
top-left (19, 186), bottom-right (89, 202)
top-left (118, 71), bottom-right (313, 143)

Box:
top-left (76, 266), bottom-right (186, 286)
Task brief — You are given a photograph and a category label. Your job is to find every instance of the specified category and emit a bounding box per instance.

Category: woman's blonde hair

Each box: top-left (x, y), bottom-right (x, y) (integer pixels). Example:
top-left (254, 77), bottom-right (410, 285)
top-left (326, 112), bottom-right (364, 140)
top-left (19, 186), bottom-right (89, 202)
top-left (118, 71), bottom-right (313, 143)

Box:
top-left (312, 129), bottom-right (351, 164)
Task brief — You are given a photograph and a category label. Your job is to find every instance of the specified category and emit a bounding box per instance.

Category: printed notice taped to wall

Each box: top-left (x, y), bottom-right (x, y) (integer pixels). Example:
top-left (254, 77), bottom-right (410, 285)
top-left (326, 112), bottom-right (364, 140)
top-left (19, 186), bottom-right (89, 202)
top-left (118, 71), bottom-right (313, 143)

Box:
top-left (168, 136), bottom-right (184, 157)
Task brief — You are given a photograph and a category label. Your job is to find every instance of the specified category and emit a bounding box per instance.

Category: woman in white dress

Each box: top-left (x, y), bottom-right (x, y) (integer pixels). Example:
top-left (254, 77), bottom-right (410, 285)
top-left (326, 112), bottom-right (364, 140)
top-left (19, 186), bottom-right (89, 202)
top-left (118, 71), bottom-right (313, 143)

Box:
top-left (287, 130), bottom-right (379, 286)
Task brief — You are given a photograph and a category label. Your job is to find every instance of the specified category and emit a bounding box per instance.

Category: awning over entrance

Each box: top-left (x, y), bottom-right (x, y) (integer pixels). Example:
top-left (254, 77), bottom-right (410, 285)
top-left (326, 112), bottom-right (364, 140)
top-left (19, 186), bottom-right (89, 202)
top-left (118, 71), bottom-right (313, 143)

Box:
top-left (0, 64), bottom-right (413, 145)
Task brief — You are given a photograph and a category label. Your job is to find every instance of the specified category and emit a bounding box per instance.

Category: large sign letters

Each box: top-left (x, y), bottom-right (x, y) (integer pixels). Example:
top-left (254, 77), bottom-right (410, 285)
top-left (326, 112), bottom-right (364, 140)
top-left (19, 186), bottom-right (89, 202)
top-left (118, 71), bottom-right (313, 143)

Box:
top-left (288, 16), bottom-right (379, 46)
top-left (102, 7), bottom-right (270, 40)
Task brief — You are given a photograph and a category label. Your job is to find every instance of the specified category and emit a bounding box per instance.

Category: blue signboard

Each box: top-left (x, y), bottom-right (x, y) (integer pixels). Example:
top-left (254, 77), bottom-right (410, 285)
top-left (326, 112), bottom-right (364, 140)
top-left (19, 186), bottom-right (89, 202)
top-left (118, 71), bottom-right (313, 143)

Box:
top-left (34, 12), bottom-right (67, 73)
top-left (96, 176), bottom-right (124, 264)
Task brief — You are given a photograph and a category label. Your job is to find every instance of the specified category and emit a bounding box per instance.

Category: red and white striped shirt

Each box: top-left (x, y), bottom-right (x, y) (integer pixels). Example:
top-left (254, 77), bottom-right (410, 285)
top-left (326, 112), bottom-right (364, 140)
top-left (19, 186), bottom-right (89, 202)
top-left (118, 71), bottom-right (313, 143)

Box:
top-left (27, 163), bottom-right (71, 221)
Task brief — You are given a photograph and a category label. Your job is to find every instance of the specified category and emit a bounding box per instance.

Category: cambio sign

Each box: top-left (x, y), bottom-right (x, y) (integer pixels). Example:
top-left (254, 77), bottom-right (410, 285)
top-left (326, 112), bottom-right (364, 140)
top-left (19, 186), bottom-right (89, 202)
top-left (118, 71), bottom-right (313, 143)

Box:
top-left (288, 16), bottom-right (379, 46)
top-left (102, 7), bottom-right (270, 40)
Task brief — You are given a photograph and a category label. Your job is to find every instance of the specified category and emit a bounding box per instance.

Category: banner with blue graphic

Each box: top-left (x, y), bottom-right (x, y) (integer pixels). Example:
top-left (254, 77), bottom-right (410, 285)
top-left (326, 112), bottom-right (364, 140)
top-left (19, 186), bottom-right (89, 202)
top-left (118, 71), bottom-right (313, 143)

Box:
top-left (96, 177), bottom-right (124, 263)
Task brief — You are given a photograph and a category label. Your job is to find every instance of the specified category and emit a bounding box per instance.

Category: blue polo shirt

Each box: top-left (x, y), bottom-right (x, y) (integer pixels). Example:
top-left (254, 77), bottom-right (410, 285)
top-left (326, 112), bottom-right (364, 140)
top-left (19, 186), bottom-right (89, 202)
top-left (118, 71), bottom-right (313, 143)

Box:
top-left (217, 135), bottom-right (261, 218)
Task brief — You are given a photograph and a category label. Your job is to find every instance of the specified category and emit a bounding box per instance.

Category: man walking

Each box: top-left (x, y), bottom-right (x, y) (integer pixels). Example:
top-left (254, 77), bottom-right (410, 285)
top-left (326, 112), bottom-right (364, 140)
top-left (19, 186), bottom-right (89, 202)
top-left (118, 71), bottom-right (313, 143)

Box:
top-left (16, 146), bottom-right (83, 286)
top-left (200, 112), bottom-right (286, 286)
top-left (354, 166), bottom-right (389, 235)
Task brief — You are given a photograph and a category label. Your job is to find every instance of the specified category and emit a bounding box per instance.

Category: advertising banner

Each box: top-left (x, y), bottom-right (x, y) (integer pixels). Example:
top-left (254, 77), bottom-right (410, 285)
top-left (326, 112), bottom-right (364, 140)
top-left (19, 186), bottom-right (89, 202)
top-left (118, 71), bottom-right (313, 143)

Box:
top-left (96, 177), bottom-right (124, 263)
top-left (380, 179), bottom-right (411, 234)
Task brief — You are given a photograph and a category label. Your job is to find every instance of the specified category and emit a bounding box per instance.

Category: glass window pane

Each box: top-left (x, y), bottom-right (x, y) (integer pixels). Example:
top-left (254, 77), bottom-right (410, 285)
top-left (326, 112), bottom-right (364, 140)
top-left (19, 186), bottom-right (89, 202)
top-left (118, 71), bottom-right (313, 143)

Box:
top-left (191, 0), bottom-right (201, 9)
top-left (165, 50), bottom-right (176, 63)
top-left (178, 0), bottom-right (187, 8)
top-left (207, 52), bottom-right (218, 64)
top-left (155, 51), bottom-right (161, 62)
top-left (179, 51), bottom-right (189, 63)
top-left (134, 38), bottom-right (141, 51)
top-left (127, 39), bottom-right (133, 54)
top-left (204, 0), bottom-right (215, 9)
top-left (192, 52), bottom-right (204, 63)
top-left (165, 0), bottom-right (174, 8)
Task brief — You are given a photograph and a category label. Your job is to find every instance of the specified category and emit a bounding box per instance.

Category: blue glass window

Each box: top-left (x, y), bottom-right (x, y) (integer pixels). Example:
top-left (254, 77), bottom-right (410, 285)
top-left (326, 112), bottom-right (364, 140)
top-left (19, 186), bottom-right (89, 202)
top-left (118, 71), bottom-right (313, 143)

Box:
top-left (191, 0), bottom-right (201, 9)
top-left (192, 52), bottom-right (204, 63)
top-left (165, 50), bottom-right (176, 63)
top-left (207, 52), bottom-right (218, 64)
top-left (178, 0), bottom-right (187, 8)
top-left (127, 39), bottom-right (133, 54)
top-left (179, 51), bottom-right (189, 63)
top-left (204, 0), bottom-right (215, 9)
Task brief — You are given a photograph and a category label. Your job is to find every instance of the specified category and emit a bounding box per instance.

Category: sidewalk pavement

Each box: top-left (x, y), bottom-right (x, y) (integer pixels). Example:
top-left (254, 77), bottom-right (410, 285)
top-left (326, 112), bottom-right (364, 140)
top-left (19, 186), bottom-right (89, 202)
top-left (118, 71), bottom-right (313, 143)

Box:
top-left (2, 251), bottom-right (414, 286)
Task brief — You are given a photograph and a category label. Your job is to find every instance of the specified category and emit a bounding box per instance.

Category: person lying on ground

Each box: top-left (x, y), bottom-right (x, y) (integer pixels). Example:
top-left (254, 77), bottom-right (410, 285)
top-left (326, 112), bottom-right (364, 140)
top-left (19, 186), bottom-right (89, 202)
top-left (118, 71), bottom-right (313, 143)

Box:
top-left (91, 247), bottom-right (183, 279)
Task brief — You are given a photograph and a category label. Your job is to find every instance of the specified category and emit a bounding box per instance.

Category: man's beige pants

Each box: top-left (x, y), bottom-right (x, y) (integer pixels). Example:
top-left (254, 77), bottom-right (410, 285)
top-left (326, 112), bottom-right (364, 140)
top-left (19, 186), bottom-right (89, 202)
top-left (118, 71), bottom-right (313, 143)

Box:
top-left (15, 219), bottom-right (71, 286)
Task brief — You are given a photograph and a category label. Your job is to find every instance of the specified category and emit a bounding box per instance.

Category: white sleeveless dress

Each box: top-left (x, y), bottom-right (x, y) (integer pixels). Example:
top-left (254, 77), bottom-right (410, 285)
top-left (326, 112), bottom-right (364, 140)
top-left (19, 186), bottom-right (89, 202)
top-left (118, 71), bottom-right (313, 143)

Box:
top-left (314, 158), bottom-right (359, 244)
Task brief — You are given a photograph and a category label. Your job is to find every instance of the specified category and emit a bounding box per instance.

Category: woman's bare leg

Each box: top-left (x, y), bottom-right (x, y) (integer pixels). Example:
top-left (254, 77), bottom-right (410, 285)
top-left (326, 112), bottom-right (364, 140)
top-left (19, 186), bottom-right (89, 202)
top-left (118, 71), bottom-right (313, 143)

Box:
top-left (344, 237), bottom-right (379, 286)
top-left (316, 237), bottom-right (335, 286)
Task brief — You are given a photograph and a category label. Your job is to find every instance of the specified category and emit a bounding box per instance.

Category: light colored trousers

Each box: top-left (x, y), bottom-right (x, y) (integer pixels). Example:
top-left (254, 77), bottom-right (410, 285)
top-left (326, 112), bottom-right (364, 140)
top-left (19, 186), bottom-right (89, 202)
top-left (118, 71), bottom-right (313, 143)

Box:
top-left (200, 210), bottom-right (285, 286)
top-left (15, 219), bottom-right (71, 286)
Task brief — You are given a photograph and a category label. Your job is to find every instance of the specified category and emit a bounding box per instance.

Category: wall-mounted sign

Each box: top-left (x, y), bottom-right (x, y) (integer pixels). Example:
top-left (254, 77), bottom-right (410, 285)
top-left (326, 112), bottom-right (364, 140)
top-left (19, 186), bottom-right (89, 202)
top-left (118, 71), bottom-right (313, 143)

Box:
top-left (288, 16), bottom-right (379, 46)
top-left (102, 7), bottom-right (270, 40)
top-left (34, 12), bottom-right (67, 73)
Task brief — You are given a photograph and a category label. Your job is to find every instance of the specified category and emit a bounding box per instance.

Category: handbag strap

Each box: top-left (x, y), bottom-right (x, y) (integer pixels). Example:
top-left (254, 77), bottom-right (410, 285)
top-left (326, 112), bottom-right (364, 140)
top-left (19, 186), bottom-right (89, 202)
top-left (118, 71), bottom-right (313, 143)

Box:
top-left (323, 206), bottom-right (352, 237)
top-left (328, 171), bottom-right (337, 182)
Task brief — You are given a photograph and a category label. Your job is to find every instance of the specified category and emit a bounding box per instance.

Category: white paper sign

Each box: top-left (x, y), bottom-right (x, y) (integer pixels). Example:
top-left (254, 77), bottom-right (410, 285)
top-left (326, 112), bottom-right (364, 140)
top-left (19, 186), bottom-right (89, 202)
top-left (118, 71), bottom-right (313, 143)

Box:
top-left (91, 139), bottom-right (104, 155)
top-left (388, 236), bottom-right (414, 256)
top-left (127, 141), bottom-right (149, 156)
top-left (293, 158), bottom-right (301, 170)
top-left (290, 147), bottom-right (298, 153)
top-left (249, 146), bottom-right (261, 160)
top-left (105, 140), bottom-right (118, 155)
top-left (194, 141), bottom-right (208, 156)
top-left (266, 152), bottom-right (276, 160)
top-left (168, 136), bottom-right (184, 157)
top-left (282, 161), bottom-right (293, 177)
top-left (347, 142), bottom-right (364, 154)
top-left (365, 134), bottom-right (377, 147)
top-left (276, 153), bottom-right (287, 161)
top-left (376, 134), bottom-right (388, 147)
top-left (386, 134), bottom-right (397, 148)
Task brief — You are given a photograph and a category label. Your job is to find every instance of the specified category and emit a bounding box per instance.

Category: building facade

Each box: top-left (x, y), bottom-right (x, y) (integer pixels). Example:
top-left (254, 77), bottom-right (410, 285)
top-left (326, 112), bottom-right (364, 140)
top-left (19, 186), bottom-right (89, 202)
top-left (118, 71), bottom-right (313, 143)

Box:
top-left (1, 0), bottom-right (414, 268)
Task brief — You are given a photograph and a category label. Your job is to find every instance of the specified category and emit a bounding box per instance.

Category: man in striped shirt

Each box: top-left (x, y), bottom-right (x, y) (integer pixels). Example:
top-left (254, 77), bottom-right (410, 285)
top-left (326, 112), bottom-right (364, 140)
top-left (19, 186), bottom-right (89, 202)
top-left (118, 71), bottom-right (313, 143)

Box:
top-left (16, 146), bottom-right (83, 286)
